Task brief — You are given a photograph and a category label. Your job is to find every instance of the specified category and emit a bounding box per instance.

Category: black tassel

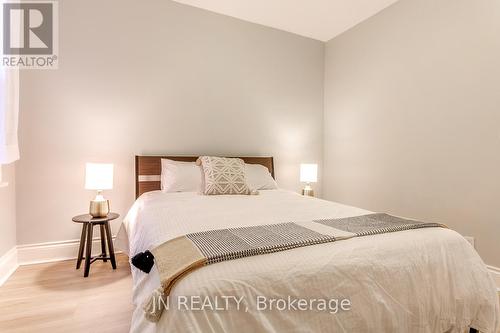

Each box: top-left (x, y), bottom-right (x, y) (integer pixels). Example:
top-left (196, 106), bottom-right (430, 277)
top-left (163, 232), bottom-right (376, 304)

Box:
top-left (131, 250), bottom-right (155, 273)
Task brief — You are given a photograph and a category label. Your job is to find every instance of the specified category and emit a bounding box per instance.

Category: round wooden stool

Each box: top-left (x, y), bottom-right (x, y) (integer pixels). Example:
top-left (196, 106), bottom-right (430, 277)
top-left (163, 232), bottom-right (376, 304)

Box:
top-left (72, 213), bottom-right (119, 277)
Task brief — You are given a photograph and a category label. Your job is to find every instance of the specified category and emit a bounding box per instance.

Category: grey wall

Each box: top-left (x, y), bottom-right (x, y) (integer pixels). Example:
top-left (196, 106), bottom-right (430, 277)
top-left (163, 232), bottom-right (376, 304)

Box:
top-left (0, 164), bottom-right (16, 256)
top-left (17, 0), bottom-right (498, 269)
top-left (17, 0), bottom-right (325, 245)
top-left (324, 0), bottom-right (500, 266)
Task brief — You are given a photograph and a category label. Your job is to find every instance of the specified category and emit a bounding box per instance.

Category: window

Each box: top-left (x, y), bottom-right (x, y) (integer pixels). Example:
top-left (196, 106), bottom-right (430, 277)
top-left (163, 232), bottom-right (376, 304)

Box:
top-left (0, 67), bottom-right (20, 165)
top-left (0, 3), bottom-right (20, 168)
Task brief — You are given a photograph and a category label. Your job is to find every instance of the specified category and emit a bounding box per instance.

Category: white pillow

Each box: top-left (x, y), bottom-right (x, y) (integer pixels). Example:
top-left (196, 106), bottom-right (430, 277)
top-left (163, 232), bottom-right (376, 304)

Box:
top-left (161, 159), bottom-right (203, 192)
top-left (245, 163), bottom-right (278, 191)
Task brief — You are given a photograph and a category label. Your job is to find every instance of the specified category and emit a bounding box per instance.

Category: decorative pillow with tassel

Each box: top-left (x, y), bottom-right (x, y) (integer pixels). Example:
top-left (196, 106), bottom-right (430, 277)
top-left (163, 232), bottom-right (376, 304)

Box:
top-left (197, 156), bottom-right (254, 195)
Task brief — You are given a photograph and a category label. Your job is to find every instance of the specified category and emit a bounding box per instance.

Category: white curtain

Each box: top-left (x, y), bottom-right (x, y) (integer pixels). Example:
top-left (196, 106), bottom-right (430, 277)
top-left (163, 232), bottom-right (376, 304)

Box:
top-left (0, 1), bottom-right (20, 164)
top-left (0, 66), bottom-right (20, 164)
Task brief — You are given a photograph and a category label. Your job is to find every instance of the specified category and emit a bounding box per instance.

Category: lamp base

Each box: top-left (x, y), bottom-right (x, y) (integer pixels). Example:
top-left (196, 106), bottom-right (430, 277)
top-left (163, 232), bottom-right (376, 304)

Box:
top-left (302, 185), bottom-right (314, 197)
top-left (89, 200), bottom-right (110, 218)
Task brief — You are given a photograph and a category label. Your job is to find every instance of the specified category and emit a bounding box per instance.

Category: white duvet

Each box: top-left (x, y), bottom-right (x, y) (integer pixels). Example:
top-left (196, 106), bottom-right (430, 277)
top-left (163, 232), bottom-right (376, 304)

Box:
top-left (116, 190), bottom-right (499, 333)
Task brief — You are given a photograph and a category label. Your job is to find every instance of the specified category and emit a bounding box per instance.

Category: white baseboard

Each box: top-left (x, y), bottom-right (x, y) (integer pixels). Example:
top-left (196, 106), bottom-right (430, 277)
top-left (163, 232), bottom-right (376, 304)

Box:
top-left (0, 247), bottom-right (19, 287)
top-left (487, 265), bottom-right (500, 291)
top-left (4, 238), bottom-right (500, 292)
top-left (17, 236), bottom-right (120, 266)
top-left (0, 237), bottom-right (122, 286)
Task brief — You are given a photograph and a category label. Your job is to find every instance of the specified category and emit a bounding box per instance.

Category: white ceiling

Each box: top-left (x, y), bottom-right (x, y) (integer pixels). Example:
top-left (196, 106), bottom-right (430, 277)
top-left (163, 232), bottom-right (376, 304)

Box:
top-left (172, 0), bottom-right (399, 42)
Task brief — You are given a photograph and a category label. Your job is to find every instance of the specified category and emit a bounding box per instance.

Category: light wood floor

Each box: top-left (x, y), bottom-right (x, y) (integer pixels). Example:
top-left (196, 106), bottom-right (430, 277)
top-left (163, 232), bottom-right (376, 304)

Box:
top-left (0, 257), bottom-right (499, 333)
top-left (0, 255), bottom-right (133, 333)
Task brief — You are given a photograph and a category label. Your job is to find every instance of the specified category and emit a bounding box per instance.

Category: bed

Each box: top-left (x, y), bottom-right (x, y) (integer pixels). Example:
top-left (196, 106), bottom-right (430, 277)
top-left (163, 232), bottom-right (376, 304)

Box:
top-left (116, 156), bottom-right (499, 333)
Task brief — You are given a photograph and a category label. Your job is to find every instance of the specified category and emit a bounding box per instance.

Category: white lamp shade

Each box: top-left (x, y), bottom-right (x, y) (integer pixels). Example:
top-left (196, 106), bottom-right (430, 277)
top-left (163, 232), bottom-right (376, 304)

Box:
top-left (85, 163), bottom-right (114, 190)
top-left (300, 164), bottom-right (318, 183)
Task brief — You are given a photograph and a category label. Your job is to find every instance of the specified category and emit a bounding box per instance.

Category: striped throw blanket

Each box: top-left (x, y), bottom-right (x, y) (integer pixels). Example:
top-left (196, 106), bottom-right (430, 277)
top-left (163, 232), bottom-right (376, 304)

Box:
top-left (133, 213), bottom-right (445, 322)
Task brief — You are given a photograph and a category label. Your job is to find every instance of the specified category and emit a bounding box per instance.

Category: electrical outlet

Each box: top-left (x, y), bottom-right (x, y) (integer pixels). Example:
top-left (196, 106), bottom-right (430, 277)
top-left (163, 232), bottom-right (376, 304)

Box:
top-left (464, 236), bottom-right (475, 248)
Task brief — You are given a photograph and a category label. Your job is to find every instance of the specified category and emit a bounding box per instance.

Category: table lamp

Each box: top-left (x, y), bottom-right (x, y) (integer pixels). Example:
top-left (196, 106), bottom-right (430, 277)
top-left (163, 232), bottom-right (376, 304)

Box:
top-left (300, 163), bottom-right (317, 197)
top-left (85, 163), bottom-right (113, 218)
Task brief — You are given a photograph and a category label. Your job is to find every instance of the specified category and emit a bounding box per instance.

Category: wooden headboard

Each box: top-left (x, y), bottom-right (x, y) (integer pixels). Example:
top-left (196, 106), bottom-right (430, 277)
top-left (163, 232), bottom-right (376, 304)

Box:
top-left (135, 156), bottom-right (275, 198)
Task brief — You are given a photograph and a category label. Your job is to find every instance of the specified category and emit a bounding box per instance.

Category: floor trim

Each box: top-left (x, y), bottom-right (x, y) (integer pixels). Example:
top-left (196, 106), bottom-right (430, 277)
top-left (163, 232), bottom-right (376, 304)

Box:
top-left (0, 247), bottom-right (19, 287)
top-left (487, 265), bottom-right (500, 274)
top-left (4, 240), bottom-right (500, 292)
top-left (17, 236), bottom-right (119, 266)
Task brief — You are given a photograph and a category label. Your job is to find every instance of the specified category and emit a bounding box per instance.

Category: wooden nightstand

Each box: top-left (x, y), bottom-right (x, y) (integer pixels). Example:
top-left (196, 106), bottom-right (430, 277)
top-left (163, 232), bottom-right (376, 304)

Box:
top-left (72, 213), bottom-right (119, 277)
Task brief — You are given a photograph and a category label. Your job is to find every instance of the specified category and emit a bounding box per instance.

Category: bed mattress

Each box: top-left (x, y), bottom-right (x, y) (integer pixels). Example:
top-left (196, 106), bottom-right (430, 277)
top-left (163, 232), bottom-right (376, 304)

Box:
top-left (116, 189), bottom-right (499, 333)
